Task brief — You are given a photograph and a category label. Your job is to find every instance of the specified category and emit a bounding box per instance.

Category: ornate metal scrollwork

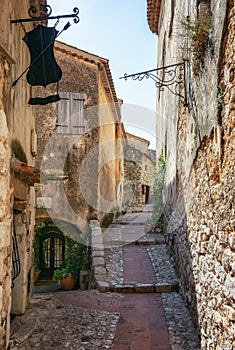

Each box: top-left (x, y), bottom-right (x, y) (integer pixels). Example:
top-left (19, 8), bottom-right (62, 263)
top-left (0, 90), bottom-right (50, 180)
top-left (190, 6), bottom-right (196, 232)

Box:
top-left (11, 6), bottom-right (79, 24)
top-left (120, 61), bottom-right (188, 106)
top-left (28, 4), bottom-right (52, 18)
top-left (72, 7), bottom-right (80, 24)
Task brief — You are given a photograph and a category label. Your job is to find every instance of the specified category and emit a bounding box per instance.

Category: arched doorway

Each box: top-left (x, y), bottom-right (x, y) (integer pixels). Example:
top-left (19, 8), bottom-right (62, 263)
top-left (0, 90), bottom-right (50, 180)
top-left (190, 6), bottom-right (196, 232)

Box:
top-left (39, 232), bottom-right (65, 280)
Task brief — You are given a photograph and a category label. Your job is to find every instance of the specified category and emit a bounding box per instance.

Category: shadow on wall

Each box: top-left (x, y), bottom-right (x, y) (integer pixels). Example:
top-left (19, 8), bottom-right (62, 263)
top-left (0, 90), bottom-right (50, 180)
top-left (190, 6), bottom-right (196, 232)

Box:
top-left (12, 139), bottom-right (27, 163)
top-left (163, 175), bottom-right (201, 339)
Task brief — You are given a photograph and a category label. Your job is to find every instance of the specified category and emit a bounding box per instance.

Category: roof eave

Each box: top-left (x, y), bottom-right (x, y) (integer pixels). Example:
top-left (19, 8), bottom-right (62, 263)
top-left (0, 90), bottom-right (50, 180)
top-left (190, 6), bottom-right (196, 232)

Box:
top-left (147, 0), bottom-right (162, 35)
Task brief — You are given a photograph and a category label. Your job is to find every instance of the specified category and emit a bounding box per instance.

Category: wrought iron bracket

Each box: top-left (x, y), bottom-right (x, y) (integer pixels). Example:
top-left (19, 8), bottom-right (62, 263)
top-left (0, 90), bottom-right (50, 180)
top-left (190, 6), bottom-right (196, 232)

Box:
top-left (11, 5), bottom-right (79, 24)
top-left (120, 61), bottom-right (188, 106)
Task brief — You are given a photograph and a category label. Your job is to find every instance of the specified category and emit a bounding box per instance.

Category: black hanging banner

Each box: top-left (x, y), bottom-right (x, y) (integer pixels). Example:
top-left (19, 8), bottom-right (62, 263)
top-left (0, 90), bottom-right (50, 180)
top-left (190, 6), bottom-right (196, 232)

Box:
top-left (10, 4), bottom-right (79, 105)
top-left (23, 24), bottom-right (62, 87)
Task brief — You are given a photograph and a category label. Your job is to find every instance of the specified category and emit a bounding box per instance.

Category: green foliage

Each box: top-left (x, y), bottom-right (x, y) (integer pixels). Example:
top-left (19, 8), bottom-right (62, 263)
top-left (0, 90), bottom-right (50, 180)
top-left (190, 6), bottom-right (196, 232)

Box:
top-left (181, 14), bottom-right (212, 74)
top-left (34, 222), bottom-right (92, 285)
top-left (34, 222), bottom-right (47, 271)
top-left (152, 155), bottom-right (165, 223)
top-left (52, 268), bottom-right (70, 281)
top-left (33, 234), bottom-right (41, 271)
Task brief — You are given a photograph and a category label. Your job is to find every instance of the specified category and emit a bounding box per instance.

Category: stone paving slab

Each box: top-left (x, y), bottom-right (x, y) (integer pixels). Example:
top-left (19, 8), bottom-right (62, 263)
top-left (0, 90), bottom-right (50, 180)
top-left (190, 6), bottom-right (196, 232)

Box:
top-left (113, 212), bottom-right (152, 225)
top-left (126, 204), bottom-right (154, 213)
top-left (103, 224), bottom-right (165, 246)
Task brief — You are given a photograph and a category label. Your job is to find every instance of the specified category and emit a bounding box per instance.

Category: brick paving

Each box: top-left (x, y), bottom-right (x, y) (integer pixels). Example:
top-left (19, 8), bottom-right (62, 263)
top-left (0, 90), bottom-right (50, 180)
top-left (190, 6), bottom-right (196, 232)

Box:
top-left (111, 211), bottom-right (172, 349)
top-left (123, 246), bottom-right (157, 284)
top-left (112, 294), bottom-right (171, 350)
top-left (55, 290), bottom-right (122, 313)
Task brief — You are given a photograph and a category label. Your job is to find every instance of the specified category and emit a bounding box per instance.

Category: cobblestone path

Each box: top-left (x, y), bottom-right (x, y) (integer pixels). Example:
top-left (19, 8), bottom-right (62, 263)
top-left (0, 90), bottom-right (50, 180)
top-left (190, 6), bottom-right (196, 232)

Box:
top-left (10, 205), bottom-right (201, 350)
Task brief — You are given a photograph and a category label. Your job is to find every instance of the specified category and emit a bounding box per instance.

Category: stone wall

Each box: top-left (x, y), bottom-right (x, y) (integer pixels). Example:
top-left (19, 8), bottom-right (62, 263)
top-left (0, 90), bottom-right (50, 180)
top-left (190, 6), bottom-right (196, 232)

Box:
top-left (124, 133), bottom-right (155, 207)
top-left (148, 0), bottom-right (235, 348)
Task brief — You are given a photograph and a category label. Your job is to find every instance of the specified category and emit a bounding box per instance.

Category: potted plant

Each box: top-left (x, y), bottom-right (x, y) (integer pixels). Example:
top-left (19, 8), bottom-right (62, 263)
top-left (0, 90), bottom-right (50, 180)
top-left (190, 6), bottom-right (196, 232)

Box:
top-left (53, 232), bottom-right (92, 290)
top-left (34, 266), bottom-right (41, 284)
top-left (53, 267), bottom-right (75, 290)
top-left (52, 243), bottom-right (81, 290)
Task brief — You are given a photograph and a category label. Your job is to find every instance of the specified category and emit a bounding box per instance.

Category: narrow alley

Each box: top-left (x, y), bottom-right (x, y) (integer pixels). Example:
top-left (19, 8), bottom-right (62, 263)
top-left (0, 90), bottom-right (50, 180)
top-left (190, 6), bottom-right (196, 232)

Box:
top-left (10, 206), bottom-right (200, 350)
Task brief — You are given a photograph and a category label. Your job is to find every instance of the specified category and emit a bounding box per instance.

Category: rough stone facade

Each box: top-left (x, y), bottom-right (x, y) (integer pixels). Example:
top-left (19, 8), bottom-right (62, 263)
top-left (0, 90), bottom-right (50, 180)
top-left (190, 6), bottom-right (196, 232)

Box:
top-left (124, 133), bottom-right (155, 207)
top-left (0, 1), bottom-right (44, 348)
top-left (147, 0), bottom-right (235, 348)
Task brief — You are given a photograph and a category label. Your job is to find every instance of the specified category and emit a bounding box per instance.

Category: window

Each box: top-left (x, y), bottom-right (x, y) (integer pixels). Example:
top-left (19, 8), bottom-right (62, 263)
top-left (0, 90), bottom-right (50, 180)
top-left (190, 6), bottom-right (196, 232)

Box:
top-left (57, 92), bottom-right (85, 134)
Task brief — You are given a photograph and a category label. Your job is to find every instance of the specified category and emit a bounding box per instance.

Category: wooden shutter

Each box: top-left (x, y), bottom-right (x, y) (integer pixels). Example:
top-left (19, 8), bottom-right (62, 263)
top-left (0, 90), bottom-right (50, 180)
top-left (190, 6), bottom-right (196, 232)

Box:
top-left (57, 92), bottom-right (85, 134)
top-left (57, 92), bottom-right (70, 134)
top-left (71, 92), bottom-right (85, 134)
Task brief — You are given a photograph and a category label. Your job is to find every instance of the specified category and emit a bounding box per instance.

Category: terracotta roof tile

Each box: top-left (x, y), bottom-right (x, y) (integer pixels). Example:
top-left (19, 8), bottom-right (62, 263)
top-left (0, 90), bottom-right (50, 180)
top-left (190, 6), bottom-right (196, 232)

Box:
top-left (147, 0), bottom-right (162, 35)
top-left (11, 158), bottom-right (40, 185)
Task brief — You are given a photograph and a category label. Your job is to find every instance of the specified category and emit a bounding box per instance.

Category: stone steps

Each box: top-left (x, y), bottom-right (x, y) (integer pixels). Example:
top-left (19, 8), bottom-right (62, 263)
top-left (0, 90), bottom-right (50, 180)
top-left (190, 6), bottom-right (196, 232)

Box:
top-left (102, 235), bottom-right (165, 247)
top-left (91, 220), bottom-right (179, 296)
top-left (96, 281), bottom-right (179, 294)
top-left (112, 220), bottom-right (145, 225)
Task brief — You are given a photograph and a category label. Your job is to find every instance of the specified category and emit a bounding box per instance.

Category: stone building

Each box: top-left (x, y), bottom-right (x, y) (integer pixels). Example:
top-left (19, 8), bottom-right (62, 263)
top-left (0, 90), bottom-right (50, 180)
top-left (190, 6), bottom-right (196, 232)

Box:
top-left (34, 40), bottom-right (125, 280)
top-left (124, 132), bottom-right (155, 207)
top-left (0, 0), bottom-right (46, 348)
top-left (147, 0), bottom-right (235, 348)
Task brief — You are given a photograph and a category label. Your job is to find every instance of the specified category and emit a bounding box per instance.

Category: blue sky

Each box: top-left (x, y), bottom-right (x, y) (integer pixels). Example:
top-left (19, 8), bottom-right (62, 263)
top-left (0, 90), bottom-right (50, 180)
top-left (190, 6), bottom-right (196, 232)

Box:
top-left (47, 0), bottom-right (157, 147)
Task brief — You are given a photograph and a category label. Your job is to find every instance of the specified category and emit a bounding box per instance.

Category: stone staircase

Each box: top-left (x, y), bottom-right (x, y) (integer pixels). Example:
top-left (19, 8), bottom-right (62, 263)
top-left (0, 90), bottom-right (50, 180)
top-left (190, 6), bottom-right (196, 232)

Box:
top-left (90, 215), bottom-right (179, 294)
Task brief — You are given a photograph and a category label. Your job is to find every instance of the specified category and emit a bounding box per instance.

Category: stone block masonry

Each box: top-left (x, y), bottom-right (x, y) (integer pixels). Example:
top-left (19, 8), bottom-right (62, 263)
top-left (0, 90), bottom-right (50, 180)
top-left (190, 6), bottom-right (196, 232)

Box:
top-left (0, 110), bottom-right (12, 350)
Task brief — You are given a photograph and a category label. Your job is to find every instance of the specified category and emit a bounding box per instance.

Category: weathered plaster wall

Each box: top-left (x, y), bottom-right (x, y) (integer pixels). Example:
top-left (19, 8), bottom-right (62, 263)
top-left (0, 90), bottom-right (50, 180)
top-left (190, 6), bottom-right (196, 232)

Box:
top-left (98, 69), bottom-right (119, 217)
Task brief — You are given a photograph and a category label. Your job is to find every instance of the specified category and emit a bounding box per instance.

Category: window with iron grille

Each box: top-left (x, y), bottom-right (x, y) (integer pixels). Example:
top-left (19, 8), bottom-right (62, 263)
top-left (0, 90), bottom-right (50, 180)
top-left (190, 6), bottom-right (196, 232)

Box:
top-left (57, 92), bottom-right (85, 134)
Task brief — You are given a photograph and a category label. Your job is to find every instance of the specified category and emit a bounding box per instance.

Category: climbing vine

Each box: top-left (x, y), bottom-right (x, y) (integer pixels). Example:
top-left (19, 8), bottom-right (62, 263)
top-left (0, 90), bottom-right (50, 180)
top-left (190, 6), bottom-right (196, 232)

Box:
top-left (181, 14), bottom-right (212, 75)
